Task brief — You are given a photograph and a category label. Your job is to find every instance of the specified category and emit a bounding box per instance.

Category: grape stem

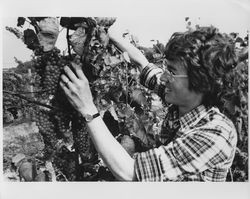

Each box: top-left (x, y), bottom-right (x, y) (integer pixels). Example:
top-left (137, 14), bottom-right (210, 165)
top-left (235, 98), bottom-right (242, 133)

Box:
top-left (27, 17), bottom-right (40, 34)
top-left (153, 43), bottom-right (164, 56)
top-left (14, 89), bottom-right (53, 94)
top-left (66, 28), bottom-right (72, 60)
top-left (25, 19), bottom-right (35, 27)
top-left (125, 63), bottom-right (129, 106)
top-left (81, 27), bottom-right (95, 63)
top-left (128, 77), bottom-right (135, 88)
top-left (3, 90), bottom-right (61, 112)
top-left (56, 169), bottom-right (68, 181)
top-left (229, 168), bottom-right (234, 182)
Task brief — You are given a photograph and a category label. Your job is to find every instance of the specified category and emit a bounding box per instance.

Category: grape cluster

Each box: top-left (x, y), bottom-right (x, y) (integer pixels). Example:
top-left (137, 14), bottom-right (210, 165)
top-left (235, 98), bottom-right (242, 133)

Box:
top-left (71, 116), bottom-right (90, 160)
top-left (32, 108), bottom-right (58, 158)
top-left (33, 47), bottom-right (64, 82)
top-left (54, 112), bottom-right (71, 139)
top-left (31, 47), bottom-right (94, 178)
top-left (27, 18), bottom-right (124, 180)
top-left (43, 64), bottom-right (61, 95)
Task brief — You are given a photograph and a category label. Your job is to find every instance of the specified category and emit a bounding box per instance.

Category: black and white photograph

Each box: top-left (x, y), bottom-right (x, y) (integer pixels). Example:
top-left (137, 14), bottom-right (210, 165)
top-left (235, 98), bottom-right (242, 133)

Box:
top-left (1, 0), bottom-right (249, 198)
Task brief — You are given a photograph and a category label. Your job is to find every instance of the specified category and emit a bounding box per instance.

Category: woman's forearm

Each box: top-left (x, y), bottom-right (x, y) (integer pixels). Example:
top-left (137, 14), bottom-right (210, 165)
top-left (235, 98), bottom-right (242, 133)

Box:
top-left (86, 115), bottom-right (136, 181)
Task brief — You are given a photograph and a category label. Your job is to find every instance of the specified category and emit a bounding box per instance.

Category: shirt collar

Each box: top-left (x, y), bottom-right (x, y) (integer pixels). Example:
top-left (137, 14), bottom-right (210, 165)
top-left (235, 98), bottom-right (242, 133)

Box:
top-left (178, 104), bottom-right (208, 130)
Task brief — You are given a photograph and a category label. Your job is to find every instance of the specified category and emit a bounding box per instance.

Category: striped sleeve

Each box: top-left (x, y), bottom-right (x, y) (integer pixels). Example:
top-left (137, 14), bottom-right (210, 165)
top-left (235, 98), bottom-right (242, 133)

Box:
top-left (140, 63), bottom-right (164, 97)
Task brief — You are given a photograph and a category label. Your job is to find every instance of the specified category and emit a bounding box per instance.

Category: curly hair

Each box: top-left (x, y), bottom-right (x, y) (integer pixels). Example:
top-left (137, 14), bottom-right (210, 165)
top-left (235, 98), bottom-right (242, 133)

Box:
top-left (164, 26), bottom-right (238, 109)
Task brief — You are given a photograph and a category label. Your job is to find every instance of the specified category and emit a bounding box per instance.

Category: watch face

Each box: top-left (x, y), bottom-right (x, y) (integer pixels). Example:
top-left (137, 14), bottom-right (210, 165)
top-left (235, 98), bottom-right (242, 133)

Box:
top-left (85, 114), bottom-right (93, 122)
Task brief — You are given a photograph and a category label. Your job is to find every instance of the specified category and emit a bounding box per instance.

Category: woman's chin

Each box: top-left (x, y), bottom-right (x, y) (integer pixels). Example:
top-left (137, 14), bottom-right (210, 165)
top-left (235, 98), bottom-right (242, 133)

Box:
top-left (162, 95), bottom-right (173, 105)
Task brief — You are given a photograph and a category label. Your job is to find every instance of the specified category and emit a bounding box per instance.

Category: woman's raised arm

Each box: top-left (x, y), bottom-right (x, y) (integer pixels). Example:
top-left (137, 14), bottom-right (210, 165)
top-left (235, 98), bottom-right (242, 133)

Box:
top-left (108, 22), bottom-right (149, 71)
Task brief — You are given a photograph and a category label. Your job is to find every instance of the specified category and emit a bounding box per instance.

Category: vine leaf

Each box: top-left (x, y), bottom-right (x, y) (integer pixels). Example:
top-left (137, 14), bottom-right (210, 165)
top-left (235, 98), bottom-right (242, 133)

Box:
top-left (117, 105), bottom-right (134, 118)
top-left (97, 26), bottom-right (109, 47)
top-left (37, 17), bottom-right (60, 52)
top-left (132, 119), bottom-right (148, 146)
top-left (84, 17), bottom-right (97, 28)
top-left (23, 29), bottom-right (39, 50)
top-left (224, 99), bottom-right (236, 115)
top-left (236, 117), bottom-right (243, 142)
top-left (17, 17), bottom-right (26, 27)
top-left (69, 26), bottom-right (87, 56)
top-left (3, 110), bottom-right (14, 123)
top-left (60, 17), bottom-right (85, 30)
top-left (34, 17), bottom-right (48, 22)
top-left (237, 46), bottom-right (248, 62)
top-left (94, 17), bottom-right (116, 27)
top-left (27, 17), bottom-right (41, 33)
top-left (120, 135), bottom-right (135, 157)
top-left (131, 89), bottom-right (147, 106)
top-left (104, 55), bottom-right (122, 67)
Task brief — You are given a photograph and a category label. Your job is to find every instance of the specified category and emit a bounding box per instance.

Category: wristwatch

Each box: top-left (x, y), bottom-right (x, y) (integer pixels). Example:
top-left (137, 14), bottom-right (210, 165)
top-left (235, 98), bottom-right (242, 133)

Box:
top-left (83, 113), bottom-right (100, 122)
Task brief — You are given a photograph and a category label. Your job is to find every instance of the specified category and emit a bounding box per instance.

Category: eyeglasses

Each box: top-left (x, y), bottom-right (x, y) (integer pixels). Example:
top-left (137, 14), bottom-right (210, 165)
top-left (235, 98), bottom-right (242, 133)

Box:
top-left (160, 67), bottom-right (188, 83)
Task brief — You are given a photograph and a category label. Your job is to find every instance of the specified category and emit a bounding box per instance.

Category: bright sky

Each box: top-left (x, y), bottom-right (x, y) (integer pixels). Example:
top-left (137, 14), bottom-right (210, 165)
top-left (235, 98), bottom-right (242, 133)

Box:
top-left (1, 0), bottom-right (250, 68)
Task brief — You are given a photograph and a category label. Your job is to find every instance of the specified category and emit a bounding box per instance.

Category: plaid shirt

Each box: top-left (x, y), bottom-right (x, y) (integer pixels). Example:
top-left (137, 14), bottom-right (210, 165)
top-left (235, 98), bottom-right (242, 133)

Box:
top-left (134, 63), bottom-right (237, 181)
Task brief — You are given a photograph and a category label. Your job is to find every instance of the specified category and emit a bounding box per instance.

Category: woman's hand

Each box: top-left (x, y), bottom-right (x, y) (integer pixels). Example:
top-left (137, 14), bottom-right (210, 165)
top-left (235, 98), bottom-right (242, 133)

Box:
top-left (60, 63), bottom-right (98, 115)
top-left (107, 19), bottom-right (123, 41)
top-left (108, 21), bottom-right (149, 70)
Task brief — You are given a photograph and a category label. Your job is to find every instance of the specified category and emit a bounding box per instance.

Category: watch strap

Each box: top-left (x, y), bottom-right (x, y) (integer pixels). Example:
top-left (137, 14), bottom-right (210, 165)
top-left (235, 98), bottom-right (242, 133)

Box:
top-left (84, 112), bottom-right (100, 122)
top-left (92, 113), bottom-right (100, 119)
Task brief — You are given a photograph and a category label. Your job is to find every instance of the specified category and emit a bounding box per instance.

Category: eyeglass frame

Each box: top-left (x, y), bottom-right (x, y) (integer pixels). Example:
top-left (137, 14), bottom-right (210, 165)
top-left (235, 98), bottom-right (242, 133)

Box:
top-left (161, 63), bottom-right (188, 83)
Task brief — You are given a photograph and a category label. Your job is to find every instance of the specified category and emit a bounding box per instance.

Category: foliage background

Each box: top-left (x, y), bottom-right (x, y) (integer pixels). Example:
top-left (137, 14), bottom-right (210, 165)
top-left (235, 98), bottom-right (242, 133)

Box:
top-left (2, 16), bottom-right (249, 183)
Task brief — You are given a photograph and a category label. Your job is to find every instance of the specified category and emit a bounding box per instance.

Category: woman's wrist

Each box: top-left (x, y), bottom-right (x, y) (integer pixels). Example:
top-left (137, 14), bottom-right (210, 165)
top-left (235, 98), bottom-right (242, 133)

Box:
top-left (79, 104), bottom-right (99, 117)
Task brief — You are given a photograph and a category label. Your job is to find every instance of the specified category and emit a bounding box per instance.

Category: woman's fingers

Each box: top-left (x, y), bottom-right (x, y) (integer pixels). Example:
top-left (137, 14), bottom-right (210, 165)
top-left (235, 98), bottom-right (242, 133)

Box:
top-left (60, 63), bottom-right (95, 115)
top-left (71, 62), bottom-right (87, 81)
top-left (61, 74), bottom-right (76, 92)
top-left (64, 65), bottom-right (79, 84)
top-left (59, 81), bottom-right (71, 97)
top-left (61, 74), bottom-right (69, 84)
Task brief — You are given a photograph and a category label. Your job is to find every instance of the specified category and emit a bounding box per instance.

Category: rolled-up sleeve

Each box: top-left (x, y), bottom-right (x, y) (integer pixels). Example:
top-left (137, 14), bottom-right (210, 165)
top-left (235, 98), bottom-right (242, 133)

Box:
top-left (139, 63), bottom-right (164, 97)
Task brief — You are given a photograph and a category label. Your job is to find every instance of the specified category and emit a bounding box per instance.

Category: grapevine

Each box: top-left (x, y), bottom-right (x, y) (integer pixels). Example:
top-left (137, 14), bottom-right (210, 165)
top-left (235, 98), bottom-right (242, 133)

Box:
top-left (3, 17), bottom-right (248, 181)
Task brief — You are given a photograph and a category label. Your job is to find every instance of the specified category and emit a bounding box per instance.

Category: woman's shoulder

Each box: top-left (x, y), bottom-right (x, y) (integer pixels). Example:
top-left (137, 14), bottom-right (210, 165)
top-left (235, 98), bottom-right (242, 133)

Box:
top-left (200, 106), bottom-right (237, 142)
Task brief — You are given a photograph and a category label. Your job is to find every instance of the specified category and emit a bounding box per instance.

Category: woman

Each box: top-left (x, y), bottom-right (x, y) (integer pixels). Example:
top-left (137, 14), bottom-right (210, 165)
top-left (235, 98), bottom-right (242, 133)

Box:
top-left (60, 22), bottom-right (237, 181)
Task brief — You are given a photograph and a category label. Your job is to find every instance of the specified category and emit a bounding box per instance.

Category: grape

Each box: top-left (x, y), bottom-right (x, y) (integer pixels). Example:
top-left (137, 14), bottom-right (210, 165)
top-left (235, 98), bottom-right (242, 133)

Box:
top-left (71, 116), bottom-right (90, 160)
